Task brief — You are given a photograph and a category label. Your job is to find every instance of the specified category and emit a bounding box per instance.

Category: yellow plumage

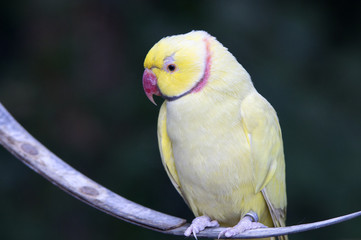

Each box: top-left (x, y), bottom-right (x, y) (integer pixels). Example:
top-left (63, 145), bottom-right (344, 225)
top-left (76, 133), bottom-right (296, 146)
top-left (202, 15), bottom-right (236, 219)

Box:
top-left (143, 31), bottom-right (287, 240)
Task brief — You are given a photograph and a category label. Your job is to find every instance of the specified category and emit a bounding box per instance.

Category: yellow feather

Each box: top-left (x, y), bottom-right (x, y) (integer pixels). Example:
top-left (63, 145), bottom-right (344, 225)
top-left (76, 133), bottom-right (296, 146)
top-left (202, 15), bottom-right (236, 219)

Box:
top-left (146, 31), bottom-right (287, 240)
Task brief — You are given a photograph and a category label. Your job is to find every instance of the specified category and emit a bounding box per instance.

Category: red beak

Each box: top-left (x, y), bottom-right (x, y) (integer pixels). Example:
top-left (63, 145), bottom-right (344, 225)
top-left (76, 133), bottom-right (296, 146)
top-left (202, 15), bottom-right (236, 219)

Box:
top-left (142, 69), bottom-right (161, 105)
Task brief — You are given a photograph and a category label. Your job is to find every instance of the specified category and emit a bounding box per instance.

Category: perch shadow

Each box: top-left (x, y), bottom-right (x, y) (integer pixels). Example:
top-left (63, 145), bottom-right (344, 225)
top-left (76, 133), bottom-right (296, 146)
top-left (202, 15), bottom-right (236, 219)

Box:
top-left (0, 102), bottom-right (360, 239)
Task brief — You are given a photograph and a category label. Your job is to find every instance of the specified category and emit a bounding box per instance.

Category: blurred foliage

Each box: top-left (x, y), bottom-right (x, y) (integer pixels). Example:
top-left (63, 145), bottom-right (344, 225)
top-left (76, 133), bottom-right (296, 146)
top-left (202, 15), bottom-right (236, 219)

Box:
top-left (0, 0), bottom-right (361, 239)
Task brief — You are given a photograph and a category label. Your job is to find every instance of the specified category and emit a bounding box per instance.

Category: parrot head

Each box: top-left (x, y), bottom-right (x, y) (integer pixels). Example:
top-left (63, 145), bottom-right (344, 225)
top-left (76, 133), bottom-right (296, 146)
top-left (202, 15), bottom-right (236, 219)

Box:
top-left (142, 31), bottom-right (212, 104)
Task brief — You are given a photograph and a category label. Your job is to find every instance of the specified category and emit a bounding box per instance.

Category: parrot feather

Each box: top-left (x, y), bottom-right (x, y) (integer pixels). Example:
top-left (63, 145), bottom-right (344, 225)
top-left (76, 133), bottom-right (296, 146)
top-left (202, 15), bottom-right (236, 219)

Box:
top-left (157, 102), bottom-right (190, 207)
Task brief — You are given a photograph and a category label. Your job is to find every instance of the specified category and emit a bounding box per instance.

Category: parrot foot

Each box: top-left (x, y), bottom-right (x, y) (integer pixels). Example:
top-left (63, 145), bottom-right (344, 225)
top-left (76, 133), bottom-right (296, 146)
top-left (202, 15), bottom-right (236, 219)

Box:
top-left (218, 211), bottom-right (267, 239)
top-left (184, 215), bottom-right (219, 239)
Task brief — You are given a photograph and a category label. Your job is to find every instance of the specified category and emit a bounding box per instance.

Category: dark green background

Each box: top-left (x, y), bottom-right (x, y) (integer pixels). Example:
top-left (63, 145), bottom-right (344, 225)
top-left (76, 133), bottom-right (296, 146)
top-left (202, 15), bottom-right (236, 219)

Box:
top-left (1, 1), bottom-right (360, 239)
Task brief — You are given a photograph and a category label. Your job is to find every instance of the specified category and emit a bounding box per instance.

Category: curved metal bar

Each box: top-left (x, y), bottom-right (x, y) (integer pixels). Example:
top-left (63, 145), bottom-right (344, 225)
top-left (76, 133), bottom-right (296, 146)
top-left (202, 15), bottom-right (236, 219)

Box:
top-left (0, 103), bottom-right (186, 231)
top-left (0, 102), bottom-right (360, 239)
top-left (165, 210), bottom-right (361, 238)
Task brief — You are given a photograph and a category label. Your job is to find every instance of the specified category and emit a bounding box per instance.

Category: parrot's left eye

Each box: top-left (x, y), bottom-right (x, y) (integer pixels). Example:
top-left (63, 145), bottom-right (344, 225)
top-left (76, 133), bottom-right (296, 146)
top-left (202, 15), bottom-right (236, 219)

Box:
top-left (167, 64), bottom-right (177, 72)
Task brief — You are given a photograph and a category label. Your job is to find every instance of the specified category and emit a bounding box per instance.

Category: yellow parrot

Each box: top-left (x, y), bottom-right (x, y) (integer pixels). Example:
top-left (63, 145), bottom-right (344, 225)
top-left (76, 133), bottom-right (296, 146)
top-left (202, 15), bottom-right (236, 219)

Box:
top-left (142, 30), bottom-right (287, 240)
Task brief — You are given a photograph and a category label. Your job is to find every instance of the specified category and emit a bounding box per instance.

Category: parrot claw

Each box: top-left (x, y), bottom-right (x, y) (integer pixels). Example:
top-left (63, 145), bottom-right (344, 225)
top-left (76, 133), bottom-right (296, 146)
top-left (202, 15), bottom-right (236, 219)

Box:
top-left (218, 212), bottom-right (267, 239)
top-left (184, 215), bottom-right (219, 239)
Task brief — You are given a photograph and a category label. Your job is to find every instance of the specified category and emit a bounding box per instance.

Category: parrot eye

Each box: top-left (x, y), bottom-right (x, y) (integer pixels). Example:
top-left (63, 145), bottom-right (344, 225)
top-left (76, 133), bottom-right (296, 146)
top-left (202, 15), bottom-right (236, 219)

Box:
top-left (167, 64), bottom-right (177, 72)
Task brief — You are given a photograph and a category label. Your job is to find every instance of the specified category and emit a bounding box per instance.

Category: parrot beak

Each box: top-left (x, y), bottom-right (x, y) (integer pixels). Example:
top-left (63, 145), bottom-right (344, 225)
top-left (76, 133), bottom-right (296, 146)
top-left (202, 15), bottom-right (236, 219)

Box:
top-left (143, 68), bottom-right (161, 105)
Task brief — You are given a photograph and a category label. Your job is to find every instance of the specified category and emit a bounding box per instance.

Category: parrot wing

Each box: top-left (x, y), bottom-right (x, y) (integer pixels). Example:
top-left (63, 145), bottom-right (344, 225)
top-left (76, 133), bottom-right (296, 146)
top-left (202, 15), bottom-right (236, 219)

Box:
top-left (157, 102), bottom-right (189, 206)
top-left (241, 92), bottom-right (287, 231)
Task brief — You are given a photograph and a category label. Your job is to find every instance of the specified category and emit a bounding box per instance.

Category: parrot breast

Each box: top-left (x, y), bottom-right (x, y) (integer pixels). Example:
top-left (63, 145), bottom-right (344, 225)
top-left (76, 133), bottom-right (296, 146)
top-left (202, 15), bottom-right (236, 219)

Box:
top-left (165, 91), bottom-right (258, 225)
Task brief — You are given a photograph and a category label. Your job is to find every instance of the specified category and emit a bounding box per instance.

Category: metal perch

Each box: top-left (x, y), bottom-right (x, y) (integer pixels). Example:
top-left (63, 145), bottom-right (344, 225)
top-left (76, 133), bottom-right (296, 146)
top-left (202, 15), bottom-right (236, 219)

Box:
top-left (0, 102), bottom-right (360, 239)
